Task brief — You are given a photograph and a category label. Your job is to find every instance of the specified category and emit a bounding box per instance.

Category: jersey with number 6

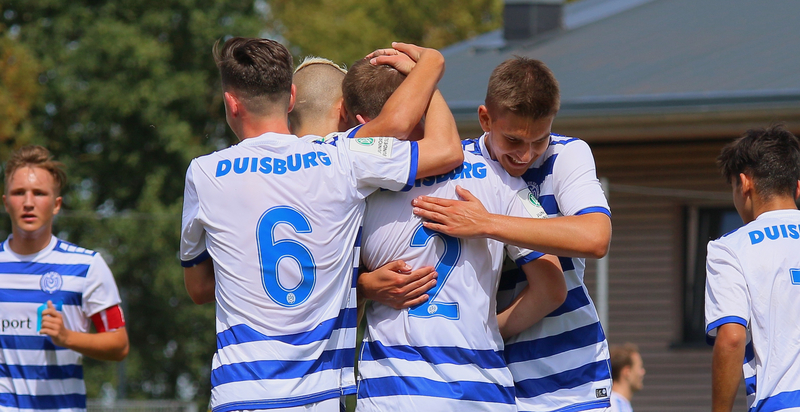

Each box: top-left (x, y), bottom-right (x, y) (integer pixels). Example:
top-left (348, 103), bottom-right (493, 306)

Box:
top-left (705, 209), bottom-right (800, 411)
top-left (180, 127), bottom-right (417, 412)
top-left (357, 150), bottom-right (544, 412)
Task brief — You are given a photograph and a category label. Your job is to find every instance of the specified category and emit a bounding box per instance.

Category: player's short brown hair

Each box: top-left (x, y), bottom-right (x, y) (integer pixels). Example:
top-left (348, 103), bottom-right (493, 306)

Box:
top-left (485, 56), bottom-right (560, 120)
top-left (4, 145), bottom-right (67, 195)
top-left (609, 343), bottom-right (639, 382)
top-left (342, 58), bottom-right (406, 120)
top-left (213, 37), bottom-right (294, 115)
top-left (717, 124), bottom-right (800, 199)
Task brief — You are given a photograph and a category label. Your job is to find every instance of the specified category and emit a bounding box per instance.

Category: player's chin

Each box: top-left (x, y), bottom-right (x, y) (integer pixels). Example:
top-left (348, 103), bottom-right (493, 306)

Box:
top-left (502, 159), bottom-right (529, 176)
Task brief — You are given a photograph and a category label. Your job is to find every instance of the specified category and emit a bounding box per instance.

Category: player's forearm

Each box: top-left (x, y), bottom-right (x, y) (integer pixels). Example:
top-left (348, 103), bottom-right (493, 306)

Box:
top-left (416, 89), bottom-right (463, 178)
top-left (58, 327), bottom-right (129, 361)
top-left (712, 324), bottom-right (746, 412)
top-left (485, 213), bottom-right (611, 259)
top-left (372, 50), bottom-right (444, 140)
top-left (184, 258), bottom-right (216, 304)
top-left (498, 256), bottom-right (566, 338)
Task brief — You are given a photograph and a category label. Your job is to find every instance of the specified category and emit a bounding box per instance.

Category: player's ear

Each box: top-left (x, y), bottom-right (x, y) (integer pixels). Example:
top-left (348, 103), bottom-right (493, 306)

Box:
top-left (223, 92), bottom-right (240, 117)
top-left (478, 105), bottom-right (492, 133)
top-left (287, 84), bottom-right (296, 114)
top-left (739, 173), bottom-right (754, 195)
top-left (355, 114), bottom-right (371, 125)
top-left (795, 180), bottom-right (800, 200)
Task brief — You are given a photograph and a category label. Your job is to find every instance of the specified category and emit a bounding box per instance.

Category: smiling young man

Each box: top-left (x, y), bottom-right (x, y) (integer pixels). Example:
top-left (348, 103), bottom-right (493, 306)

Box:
top-left (0, 145), bottom-right (128, 412)
top-left (412, 57), bottom-right (614, 412)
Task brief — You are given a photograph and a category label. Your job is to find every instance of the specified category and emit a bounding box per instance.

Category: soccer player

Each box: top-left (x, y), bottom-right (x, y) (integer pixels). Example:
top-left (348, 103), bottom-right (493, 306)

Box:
top-left (411, 57), bottom-right (614, 412)
top-left (705, 125), bottom-right (800, 412)
top-left (0, 145), bottom-right (128, 412)
top-left (180, 38), bottom-right (462, 411)
top-left (289, 56), bottom-right (348, 138)
top-left (343, 51), bottom-right (566, 411)
top-left (609, 343), bottom-right (645, 412)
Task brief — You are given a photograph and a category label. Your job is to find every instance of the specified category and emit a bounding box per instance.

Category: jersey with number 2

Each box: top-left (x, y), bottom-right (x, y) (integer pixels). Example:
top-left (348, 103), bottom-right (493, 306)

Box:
top-left (180, 129), bottom-right (417, 412)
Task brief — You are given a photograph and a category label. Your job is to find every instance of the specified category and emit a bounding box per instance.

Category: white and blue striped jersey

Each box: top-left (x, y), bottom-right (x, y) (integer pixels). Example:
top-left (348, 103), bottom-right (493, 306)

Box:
top-left (0, 235), bottom-right (122, 412)
top-left (465, 134), bottom-right (613, 412)
top-left (357, 150), bottom-right (543, 412)
top-left (705, 209), bottom-right (800, 412)
top-left (180, 127), bottom-right (418, 412)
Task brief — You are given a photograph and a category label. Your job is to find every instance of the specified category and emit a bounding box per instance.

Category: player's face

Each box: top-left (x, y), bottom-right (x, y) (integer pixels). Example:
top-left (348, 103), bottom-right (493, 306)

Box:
top-left (628, 352), bottom-right (646, 392)
top-left (3, 166), bottom-right (62, 237)
top-left (480, 106), bottom-right (554, 177)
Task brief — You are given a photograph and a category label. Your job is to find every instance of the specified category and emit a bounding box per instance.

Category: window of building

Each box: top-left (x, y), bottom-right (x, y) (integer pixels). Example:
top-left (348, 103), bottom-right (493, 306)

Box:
top-left (682, 206), bottom-right (743, 344)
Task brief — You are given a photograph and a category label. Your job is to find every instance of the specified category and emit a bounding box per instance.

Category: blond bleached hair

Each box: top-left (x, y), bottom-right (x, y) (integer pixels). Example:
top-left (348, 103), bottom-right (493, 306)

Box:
top-left (294, 56), bottom-right (347, 75)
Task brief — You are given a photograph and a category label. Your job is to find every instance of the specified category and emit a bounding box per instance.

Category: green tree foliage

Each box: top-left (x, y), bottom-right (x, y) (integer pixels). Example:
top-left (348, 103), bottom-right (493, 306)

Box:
top-left (0, 0), bottom-right (265, 403)
top-left (0, 26), bottom-right (39, 157)
top-left (268, 0), bottom-right (502, 65)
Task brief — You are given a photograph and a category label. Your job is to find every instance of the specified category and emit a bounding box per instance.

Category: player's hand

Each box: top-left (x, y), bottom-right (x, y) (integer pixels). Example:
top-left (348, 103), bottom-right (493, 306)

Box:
top-left (358, 260), bottom-right (437, 310)
top-left (412, 185), bottom-right (491, 239)
top-left (40, 300), bottom-right (72, 347)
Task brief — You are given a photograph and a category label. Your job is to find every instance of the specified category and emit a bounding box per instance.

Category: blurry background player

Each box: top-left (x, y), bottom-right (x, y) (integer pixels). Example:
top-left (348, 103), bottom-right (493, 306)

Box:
top-left (341, 51), bottom-right (566, 411)
top-left (705, 125), bottom-right (800, 412)
top-left (411, 57), bottom-right (614, 412)
top-left (609, 343), bottom-right (645, 412)
top-left (0, 145), bottom-right (128, 412)
top-left (180, 38), bottom-right (462, 412)
top-left (289, 57), bottom-right (348, 138)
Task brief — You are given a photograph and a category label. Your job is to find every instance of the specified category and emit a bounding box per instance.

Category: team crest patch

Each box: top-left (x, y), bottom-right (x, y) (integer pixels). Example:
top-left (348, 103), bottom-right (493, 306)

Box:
top-left (349, 136), bottom-right (393, 158)
top-left (40, 271), bottom-right (63, 294)
top-left (596, 388), bottom-right (608, 398)
top-left (517, 188), bottom-right (548, 219)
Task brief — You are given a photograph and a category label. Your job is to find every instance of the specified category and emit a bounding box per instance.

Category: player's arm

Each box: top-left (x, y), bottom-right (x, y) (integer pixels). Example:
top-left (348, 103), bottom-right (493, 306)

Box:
top-left (413, 185), bottom-right (611, 258)
top-left (497, 254), bottom-right (565, 339)
top-left (711, 323), bottom-right (746, 412)
top-left (40, 301), bottom-right (129, 361)
top-left (357, 260), bottom-right (437, 310)
top-left (359, 43), bottom-right (463, 179)
top-left (184, 258), bottom-right (215, 305)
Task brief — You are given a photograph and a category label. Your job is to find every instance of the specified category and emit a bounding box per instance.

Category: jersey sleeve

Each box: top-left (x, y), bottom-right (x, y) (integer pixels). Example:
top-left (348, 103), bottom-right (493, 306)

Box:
top-left (180, 161), bottom-right (210, 266)
top-left (552, 140), bottom-right (610, 217)
top-left (82, 253), bottom-right (123, 317)
top-left (704, 239), bottom-right (750, 345)
top-left (337, 126), bottom-right (418, 193)
top-left (503, 184), bottom-right (546, 265)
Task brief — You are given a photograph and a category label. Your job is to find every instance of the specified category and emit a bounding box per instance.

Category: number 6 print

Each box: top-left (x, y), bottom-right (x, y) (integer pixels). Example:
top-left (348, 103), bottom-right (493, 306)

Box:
top-left (257, 206), bottom-right (316, 307)
top-left (408, 224), bottom-right (462, 320)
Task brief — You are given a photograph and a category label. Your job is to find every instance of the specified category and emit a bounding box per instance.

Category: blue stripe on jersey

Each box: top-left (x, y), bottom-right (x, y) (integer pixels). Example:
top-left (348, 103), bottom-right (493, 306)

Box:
top-left (354, 227), bottom-right (363, 247)
top-left (462, 139), bottom-right (482, 156)
top-left (211, 348), bottom-right (355, 386)
top-left (515, 360), bottom-right (611, 399)
top-left (0, 363), bottom-right (83, 380)
top-left (705, 316), bottom-right (747, 345)
top-left (0, 262), bottom-right (90, 277)
top-left (547, 286), bottom-right (591, 318)
top-left (521, 155), bottom-right (557, 188)
top-left (744, 341), bottom-right (755, 364)
top-left (522, 398), bottom-right (611, 412)
top-left (213, 388), bottom-right (343, 412)
top-left (549, 138), bottom-right (579, 146)
top-left (516, 251), bottom-right (544, 266)
top-left (406, 141), bottom-right (419, 187)
top-left (539, 195), bottom-right (560, 215)
top-left (0, 335), bottom-right (68, 351)
top-left (499, 258), bottom-right (575, 292)
top-left (575, 207), bottom-right (611, 217)
top-left (745, 375), bottom-right (757, 396)
top-left (750, 389), bottom-right (800, 412)
top-left (216, 307), bottom-right (357, 349)
top-left (181, 250), bottom-right (210, 268)
top-left (0, 393), bottom-right (86, 410)
top-left (505, 322), bottom-right (606, 363)
top-left (0, 289), bottom-right (81, 305)
top-left (362, 340), bottom-right (507, 369)
top-left (358, 376), bottom-right (515, 404)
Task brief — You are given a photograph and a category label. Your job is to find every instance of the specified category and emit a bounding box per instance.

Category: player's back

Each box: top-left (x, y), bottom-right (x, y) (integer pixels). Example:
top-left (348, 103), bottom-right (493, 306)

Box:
top-left (358, 151), bottom-right (541, 412)
top-left (182, 129), bottom-right (416, 411)
top-left (706, 209), bottom-right (800, 409)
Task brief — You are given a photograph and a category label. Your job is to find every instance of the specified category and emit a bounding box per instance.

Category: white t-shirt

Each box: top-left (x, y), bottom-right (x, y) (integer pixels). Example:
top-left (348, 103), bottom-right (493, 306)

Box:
top-left (464, 134), bottom-right (613, 412)
top-left (705, 209), bottom-right (800, 411)
top-left (0, 236), bottom-right (122, 412)
top-left (609, 391), bottom-right (632, 412)
top-left (357, 150), bottom-right (542, 412)
top-left (180, 128), bottom-right (417, 412)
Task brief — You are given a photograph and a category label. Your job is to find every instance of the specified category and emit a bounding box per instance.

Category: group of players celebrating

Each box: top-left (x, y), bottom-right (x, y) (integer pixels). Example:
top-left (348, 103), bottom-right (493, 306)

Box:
top-left (180, 37), bottom-right (800, 412)
top-left (180, 38), bottom-right (611, 412)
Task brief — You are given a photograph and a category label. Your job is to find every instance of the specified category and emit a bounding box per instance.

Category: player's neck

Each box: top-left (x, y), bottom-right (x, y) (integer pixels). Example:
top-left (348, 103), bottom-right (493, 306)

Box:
top-left (612, 383), bottom-right (633, 401)
top-left (237, 116), bottom-right (292, 140)
top-left (752, 195), bottom-right (798, 222)
top-left (8, 226), bottom-right (53, 255)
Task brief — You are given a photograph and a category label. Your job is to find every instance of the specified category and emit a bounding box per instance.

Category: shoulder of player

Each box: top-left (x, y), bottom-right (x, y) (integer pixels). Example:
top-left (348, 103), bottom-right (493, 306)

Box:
top-left (52, 239), bottom-right (98, 258)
